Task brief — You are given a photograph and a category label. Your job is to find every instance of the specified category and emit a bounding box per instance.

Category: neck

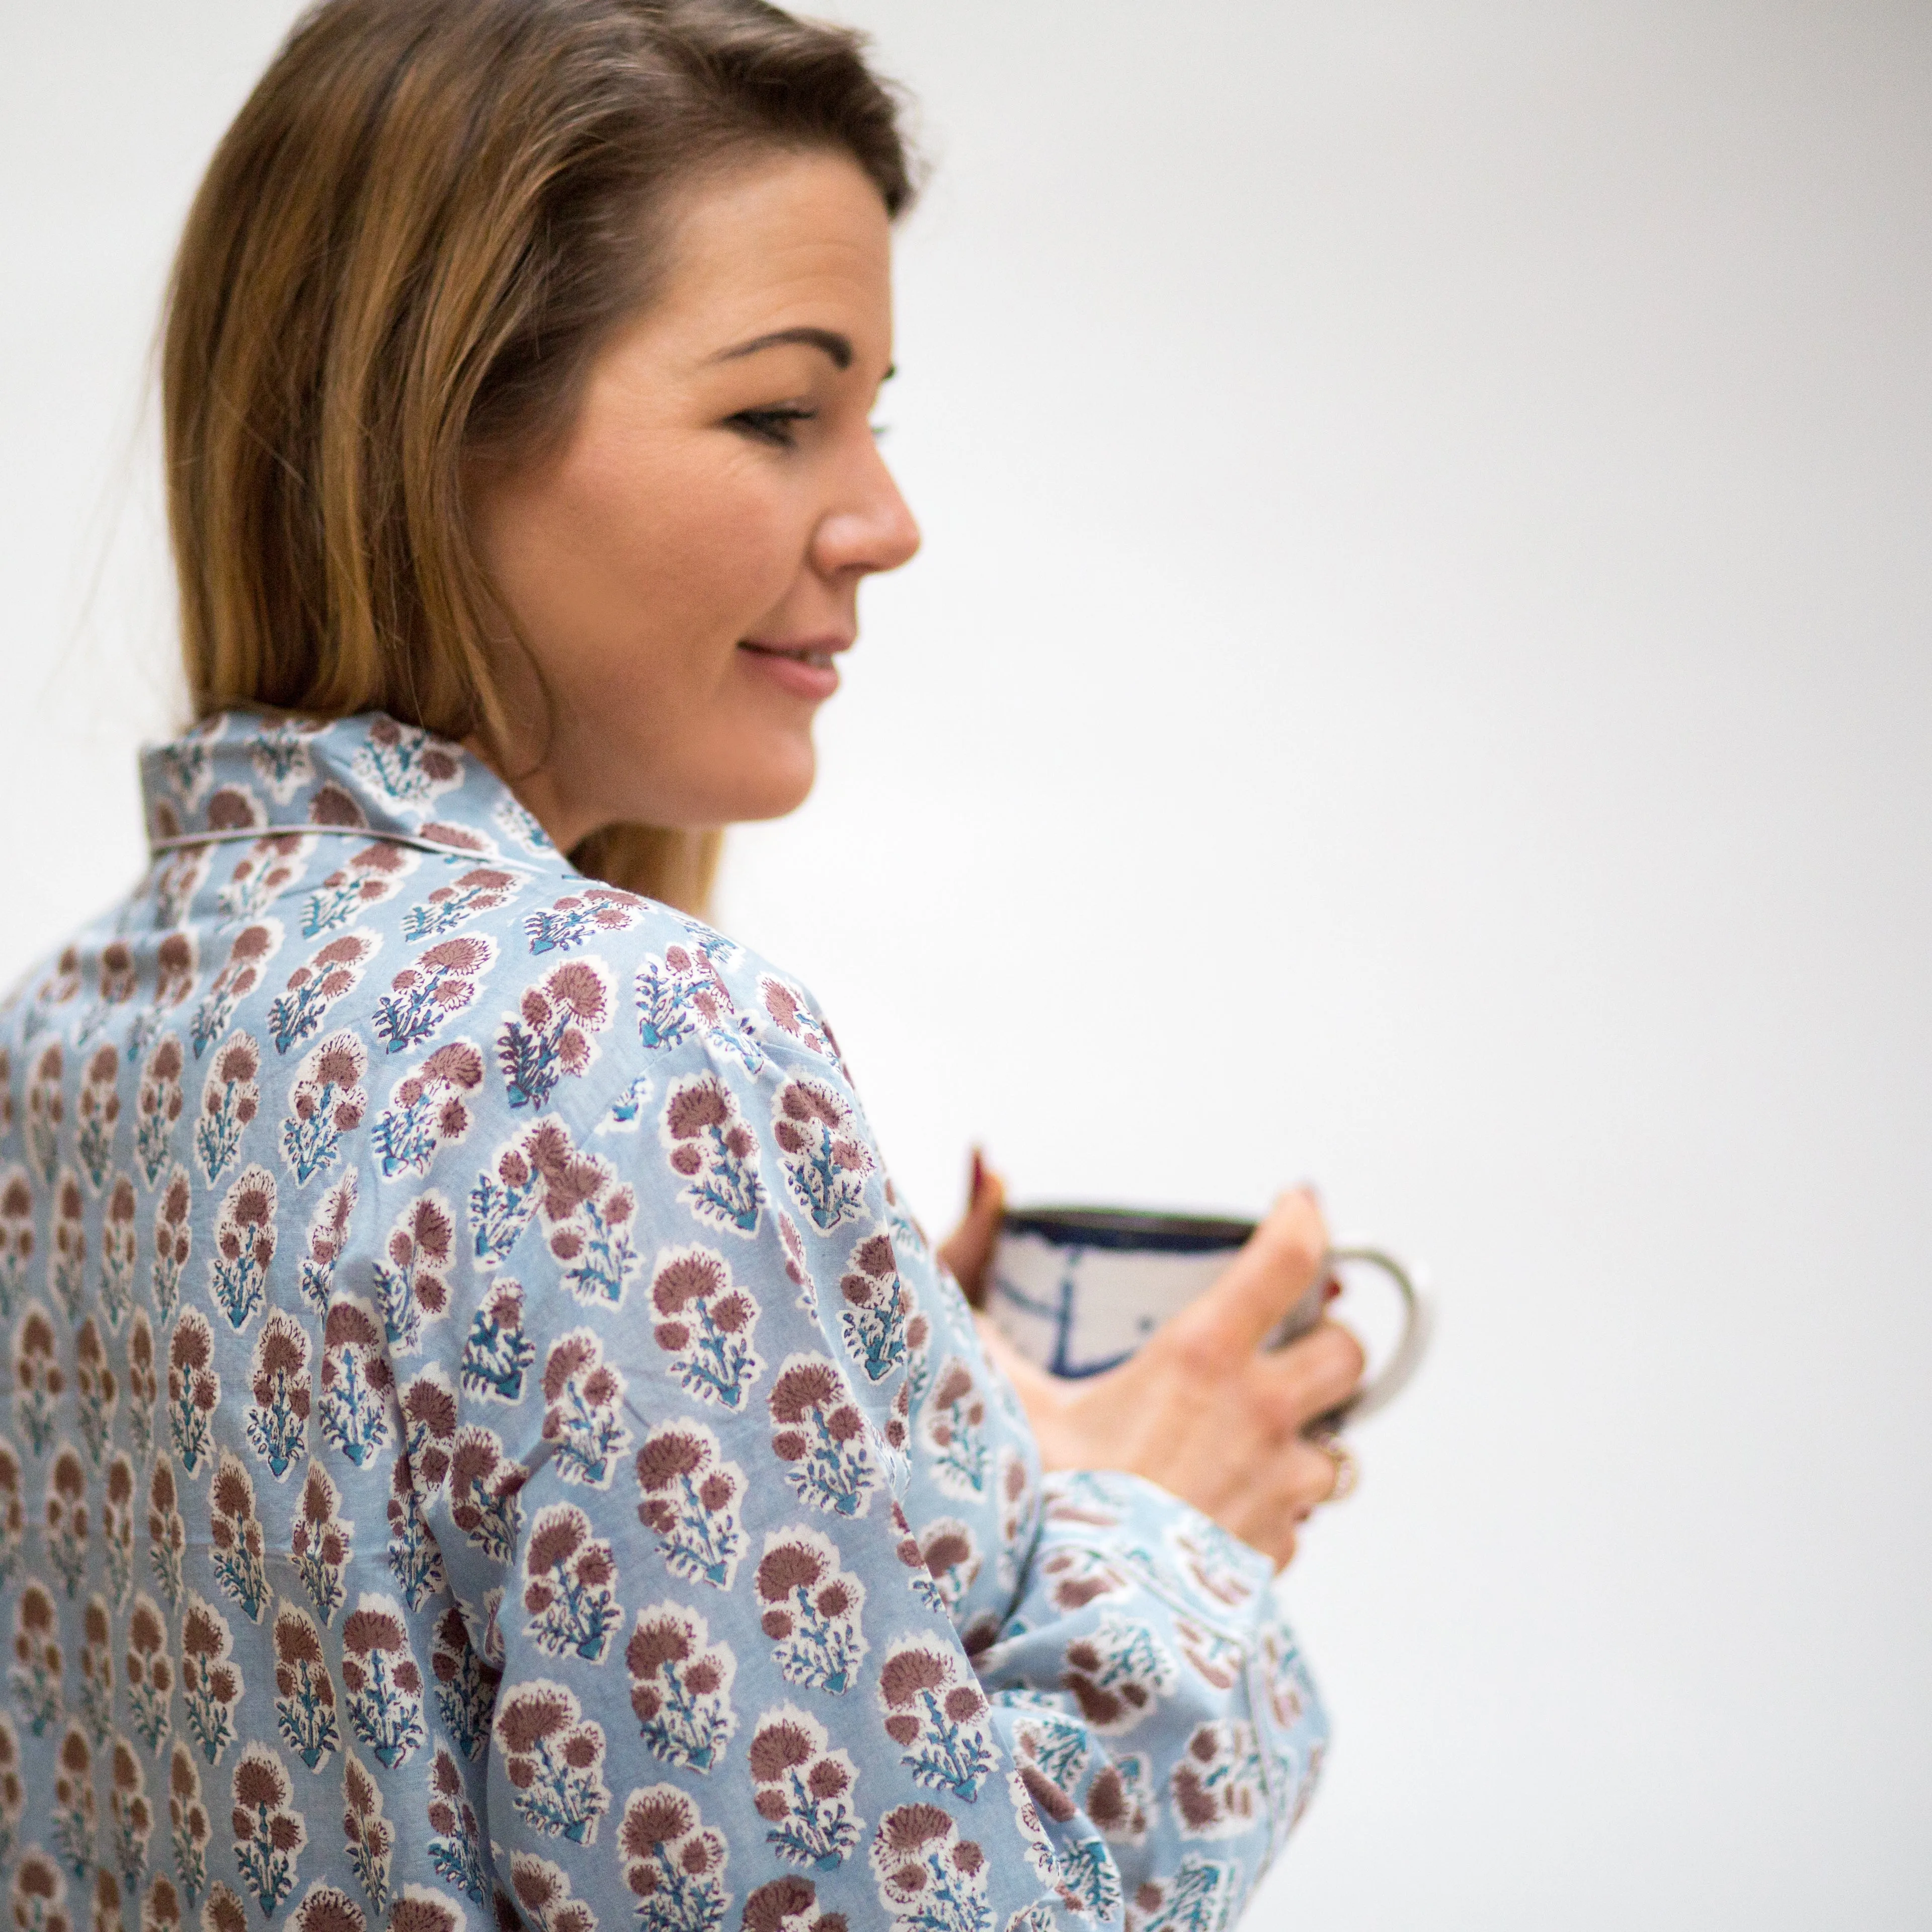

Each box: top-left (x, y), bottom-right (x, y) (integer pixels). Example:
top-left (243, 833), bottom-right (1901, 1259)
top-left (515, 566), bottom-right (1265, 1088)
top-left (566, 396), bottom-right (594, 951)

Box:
top-left (460, 734), bottom-right (598, 855)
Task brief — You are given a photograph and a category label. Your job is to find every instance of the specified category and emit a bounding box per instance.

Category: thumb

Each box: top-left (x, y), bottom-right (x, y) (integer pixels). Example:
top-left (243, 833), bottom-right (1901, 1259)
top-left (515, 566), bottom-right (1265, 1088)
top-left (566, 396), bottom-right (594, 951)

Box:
top-left (938, 1148), bottom-right (1006, 1309)
top-left (1164, 1187), bottom-right (1328, 1363)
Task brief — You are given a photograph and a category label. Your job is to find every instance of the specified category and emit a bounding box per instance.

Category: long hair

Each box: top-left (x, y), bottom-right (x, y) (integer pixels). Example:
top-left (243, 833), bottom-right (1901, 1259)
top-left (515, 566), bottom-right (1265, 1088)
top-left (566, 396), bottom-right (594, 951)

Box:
top-left (161, 0), bottom-right (915, 911)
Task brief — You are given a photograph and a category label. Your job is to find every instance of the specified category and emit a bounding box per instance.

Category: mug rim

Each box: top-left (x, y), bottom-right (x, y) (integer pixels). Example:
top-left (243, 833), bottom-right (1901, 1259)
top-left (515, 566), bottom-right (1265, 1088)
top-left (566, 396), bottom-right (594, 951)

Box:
top-left (1001, 1205), bottom-right (1258, 1254)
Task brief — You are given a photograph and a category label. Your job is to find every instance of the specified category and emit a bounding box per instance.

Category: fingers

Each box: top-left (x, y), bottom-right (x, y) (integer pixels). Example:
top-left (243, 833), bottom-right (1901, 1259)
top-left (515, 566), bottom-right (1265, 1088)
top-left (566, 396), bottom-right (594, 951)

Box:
top-left (1227, 1435), bottom-right (1349, 1571)
top-left (1288, 1433), bottom-right (1347, 1512)
top-left (1164, 1187), bottom-right (1329, 1366)
top-left (1252, 1319), bottom-right (1367, 1438)
top-left (936, 1148), bottom-right (1005, 1309)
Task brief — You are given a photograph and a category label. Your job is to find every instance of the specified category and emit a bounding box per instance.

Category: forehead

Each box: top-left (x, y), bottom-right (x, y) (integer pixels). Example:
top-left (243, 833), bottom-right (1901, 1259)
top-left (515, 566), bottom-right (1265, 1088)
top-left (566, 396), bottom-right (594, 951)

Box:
top-left (646, 149), bottom-right (894, 357)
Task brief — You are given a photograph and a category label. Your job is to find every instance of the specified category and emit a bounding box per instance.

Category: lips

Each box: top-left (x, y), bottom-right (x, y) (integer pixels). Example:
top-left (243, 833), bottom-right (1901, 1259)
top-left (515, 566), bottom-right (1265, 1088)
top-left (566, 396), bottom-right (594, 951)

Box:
top-left (738, 637), bottom-right (847, 700)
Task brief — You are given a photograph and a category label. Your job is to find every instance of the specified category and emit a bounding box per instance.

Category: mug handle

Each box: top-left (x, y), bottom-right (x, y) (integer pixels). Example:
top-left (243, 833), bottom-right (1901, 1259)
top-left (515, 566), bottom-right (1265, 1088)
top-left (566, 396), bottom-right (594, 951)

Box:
top-left (1317, 1245), bottom-right (1432, 1426)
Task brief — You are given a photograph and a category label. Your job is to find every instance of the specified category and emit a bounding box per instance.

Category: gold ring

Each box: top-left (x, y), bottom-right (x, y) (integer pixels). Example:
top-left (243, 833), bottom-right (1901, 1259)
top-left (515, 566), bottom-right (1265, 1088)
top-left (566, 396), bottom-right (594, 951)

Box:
top-left (1317, 1434), bottom-right (1358, 1502)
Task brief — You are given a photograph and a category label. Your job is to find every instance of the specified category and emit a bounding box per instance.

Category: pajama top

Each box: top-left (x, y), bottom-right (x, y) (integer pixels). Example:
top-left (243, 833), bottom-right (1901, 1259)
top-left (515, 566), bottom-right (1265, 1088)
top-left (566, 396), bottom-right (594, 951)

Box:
top-left (0, 710), bottom-right (1326, 1932)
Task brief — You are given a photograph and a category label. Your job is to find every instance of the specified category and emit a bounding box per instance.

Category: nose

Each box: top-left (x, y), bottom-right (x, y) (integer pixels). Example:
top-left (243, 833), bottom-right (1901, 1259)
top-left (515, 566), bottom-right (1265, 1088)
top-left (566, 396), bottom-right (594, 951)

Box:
top-left (812, 435), bottom-right (921, 583)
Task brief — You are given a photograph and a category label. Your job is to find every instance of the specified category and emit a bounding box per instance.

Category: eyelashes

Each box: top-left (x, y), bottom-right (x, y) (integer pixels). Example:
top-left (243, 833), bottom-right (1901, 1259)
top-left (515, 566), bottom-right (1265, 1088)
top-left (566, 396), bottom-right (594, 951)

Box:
top-left (724, 406), bottom-right (892, 449)
top-left (727, 405), bottom-right (818, 448)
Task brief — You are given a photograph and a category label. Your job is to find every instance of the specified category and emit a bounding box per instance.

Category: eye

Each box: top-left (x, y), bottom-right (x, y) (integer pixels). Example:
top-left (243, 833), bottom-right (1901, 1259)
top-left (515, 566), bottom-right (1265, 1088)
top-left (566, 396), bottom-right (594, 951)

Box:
top-left (727, 405), bottom-right (817, 448)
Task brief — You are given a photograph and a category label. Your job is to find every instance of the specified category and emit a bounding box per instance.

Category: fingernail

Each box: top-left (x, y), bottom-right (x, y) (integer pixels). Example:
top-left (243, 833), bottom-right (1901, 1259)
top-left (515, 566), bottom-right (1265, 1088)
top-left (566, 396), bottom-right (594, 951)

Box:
top-left (970, 1148), bottom-right (985, 1201)
top-left (1323, 1276), bottom-right (1342, 1302)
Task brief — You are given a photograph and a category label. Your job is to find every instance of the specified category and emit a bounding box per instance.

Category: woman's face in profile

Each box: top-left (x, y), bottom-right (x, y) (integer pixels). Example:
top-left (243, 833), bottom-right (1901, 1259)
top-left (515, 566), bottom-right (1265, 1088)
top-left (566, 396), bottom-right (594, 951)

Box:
top-left (468, 147), bottom-right (918, 846)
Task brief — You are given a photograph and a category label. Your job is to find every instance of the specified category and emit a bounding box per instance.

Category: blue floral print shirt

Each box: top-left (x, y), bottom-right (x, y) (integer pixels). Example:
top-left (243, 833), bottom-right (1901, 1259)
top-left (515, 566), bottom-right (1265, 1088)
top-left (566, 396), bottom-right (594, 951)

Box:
top-left (0, 712), bottom-right (1325, 1932)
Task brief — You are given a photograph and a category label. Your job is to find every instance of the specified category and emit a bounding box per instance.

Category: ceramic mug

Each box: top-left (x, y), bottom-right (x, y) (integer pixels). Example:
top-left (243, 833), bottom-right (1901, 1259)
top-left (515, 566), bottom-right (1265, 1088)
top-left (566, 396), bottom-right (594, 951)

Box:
top-left (987, 1205), bottom-right (1430, 1425)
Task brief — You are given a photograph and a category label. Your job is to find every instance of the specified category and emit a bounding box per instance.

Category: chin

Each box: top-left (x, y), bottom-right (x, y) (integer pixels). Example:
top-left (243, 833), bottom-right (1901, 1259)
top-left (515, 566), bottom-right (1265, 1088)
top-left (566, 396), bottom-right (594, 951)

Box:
top-left (706, 738), bottom-right (819, 825)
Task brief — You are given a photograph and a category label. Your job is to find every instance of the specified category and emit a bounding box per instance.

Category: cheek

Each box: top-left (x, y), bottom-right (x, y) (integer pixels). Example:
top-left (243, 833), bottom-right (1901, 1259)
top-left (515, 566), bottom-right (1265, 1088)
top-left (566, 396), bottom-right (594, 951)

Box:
top-left (560, 440), bottom-right (799, 676)
top-left (475, 422), bottom-right (824, 825)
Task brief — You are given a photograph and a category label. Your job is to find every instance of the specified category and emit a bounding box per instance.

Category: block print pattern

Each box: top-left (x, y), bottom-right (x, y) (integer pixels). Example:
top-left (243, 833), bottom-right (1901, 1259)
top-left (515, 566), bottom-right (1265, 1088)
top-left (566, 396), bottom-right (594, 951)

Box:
top-left (0, 712), bottom-right (1325, 1932)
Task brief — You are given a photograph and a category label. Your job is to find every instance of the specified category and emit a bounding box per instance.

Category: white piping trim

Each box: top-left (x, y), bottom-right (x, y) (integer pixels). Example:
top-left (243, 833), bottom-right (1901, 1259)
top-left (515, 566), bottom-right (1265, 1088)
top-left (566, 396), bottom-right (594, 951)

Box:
top-left (146, 825), bottom-right (544, 867)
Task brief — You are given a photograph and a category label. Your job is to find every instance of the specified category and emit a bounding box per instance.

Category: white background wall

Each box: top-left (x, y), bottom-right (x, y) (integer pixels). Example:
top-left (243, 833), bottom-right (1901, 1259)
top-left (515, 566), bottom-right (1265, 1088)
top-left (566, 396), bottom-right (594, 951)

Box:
top-left (4, 3), bottom-right (1928, 1924)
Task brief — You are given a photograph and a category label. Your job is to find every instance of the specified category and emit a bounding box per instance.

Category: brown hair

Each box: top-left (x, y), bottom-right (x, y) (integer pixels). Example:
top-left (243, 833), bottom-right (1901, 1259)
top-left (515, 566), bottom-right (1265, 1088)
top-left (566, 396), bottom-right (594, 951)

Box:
top-left (161, 0), bottom-right (914, 910)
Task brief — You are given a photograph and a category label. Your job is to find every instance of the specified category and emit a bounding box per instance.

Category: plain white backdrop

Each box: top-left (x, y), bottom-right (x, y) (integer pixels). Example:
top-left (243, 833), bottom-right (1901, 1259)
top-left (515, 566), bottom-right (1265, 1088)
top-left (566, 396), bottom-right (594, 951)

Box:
top-left (3, 3), bottom-right (1928, 1924)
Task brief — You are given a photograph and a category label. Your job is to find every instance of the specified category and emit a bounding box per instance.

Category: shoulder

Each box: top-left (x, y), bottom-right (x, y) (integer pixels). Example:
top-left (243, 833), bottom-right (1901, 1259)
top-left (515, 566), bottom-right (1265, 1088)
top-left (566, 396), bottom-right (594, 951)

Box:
top-left (283, 850), bottom-right (861, 1200)
top-left (279, 838), bottom-right (836, 1076)
top-left (466, 864), bottom-right (851, 1109)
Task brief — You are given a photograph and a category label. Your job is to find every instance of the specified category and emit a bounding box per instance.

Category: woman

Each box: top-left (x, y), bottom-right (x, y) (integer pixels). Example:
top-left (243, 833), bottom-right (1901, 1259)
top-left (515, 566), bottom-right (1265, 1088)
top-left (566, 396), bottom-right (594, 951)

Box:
top-left (0, 4), bottom-right (1363, 1928)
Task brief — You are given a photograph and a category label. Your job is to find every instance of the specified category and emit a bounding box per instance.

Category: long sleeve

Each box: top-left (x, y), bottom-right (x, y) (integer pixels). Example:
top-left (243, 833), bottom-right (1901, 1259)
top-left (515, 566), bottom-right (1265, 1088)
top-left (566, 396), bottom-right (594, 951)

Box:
top-left (408, 910), bottom-right (1327, 1931)
top-left (976, 1471), bottom-right (1325, 1926)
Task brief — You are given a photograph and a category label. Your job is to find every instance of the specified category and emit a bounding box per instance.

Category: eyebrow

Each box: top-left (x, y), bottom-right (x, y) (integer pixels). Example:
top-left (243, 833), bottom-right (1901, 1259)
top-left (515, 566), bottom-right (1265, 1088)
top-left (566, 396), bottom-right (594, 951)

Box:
top-left (710, 326), bottom-right (854, 370)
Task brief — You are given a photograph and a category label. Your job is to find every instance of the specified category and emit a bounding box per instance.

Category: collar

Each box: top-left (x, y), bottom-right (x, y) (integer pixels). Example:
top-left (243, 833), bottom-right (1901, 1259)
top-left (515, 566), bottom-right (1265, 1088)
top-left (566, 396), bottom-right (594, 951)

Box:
top-left (139, 710), bottom-right (561, 868)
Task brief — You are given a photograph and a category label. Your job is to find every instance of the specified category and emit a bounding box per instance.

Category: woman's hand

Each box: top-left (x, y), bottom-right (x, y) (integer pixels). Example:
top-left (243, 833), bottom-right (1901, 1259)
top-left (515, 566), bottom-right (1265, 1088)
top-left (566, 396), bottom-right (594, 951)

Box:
top-left (940, 1157), bottom-right (1364, 1571)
